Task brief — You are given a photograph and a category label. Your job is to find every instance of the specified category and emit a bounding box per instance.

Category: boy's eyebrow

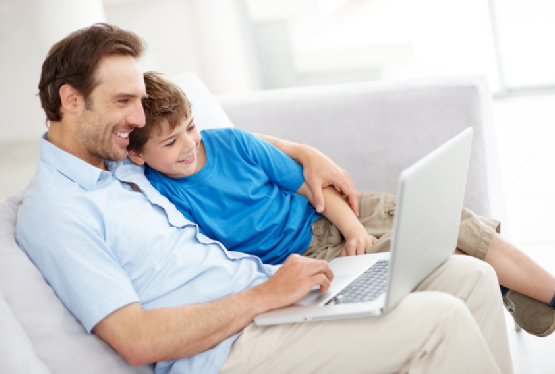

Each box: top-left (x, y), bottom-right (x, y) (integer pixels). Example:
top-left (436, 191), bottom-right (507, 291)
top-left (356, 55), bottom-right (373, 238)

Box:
top-left (158, 132), bottom-right (177, 144)
top-left (157, 117), bottom-right (196, 144)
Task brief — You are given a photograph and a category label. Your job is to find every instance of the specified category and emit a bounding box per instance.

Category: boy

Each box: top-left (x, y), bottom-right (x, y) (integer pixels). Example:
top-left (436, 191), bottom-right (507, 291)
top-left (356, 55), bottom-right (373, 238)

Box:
top-left (128, 72), bottom-right (555, 337)
top-left (128, 72), bottom-right (377, 265)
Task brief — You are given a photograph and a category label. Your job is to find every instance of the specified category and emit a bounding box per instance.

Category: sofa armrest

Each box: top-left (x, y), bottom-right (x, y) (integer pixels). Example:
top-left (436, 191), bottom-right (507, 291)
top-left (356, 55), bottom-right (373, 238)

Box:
top-left (217, 76), bottom-right (505, 224)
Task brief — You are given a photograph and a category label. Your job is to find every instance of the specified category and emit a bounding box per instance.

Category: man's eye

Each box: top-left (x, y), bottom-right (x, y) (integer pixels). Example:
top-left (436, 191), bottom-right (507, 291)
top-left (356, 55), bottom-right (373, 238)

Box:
top-left (119, 99), bottom-right (129, 104)
top-left (165, 140), bottom-right (176, 147)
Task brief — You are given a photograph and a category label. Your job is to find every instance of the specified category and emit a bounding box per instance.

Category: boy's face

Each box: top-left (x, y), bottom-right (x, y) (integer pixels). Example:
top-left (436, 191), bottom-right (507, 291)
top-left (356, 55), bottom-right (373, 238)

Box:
top-left (128, 116), bottom-right (204, 178)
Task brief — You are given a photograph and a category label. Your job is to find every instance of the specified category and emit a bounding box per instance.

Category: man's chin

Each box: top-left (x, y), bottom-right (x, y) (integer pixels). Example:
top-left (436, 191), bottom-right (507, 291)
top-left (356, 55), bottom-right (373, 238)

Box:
top-left (104, 149), bottom-right (128, 163)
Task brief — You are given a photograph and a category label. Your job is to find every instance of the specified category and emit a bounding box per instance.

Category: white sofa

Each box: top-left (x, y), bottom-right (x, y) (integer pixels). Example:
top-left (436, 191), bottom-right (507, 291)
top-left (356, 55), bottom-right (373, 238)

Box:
top-left (0, 75), bottom-right (504, 373)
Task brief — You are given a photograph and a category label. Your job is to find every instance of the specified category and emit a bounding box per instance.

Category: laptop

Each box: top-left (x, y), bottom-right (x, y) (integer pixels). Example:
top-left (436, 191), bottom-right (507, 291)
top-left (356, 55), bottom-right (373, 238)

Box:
top-left (254, 128), bottom-right (473, 326)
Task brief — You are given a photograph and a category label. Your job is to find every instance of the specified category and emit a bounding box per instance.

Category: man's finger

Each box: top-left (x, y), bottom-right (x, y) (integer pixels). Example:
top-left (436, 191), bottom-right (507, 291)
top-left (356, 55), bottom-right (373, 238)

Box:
top-left (318, 274), bottom-right (332, 293)
top-left (334, 178), bottom-right (360, 216)
top-left (308, 179), bottom-right (326, 213)
top-left (346, 194), bottom-right (360, 217)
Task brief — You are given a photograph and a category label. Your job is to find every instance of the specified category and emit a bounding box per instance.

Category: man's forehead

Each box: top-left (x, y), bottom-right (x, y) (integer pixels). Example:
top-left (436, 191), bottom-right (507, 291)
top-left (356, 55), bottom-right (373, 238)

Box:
top-left (93, 55), bottom-right (146, 95)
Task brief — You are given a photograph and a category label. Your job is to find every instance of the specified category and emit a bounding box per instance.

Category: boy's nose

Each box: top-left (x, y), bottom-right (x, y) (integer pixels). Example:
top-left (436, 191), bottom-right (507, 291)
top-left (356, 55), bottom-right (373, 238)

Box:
top-left (182, 135), bottom-right (196, 151)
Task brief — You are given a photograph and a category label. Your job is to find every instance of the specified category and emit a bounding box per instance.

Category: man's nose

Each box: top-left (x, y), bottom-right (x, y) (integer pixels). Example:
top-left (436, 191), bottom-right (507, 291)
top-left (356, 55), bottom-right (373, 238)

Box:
top-left (128, 100), bottom-right (146, 128)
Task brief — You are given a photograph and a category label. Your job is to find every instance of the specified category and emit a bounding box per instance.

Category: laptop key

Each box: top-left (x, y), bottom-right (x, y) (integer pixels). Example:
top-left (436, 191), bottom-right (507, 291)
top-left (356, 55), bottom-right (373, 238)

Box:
top-left (326, 260), bottom-right (390, 305)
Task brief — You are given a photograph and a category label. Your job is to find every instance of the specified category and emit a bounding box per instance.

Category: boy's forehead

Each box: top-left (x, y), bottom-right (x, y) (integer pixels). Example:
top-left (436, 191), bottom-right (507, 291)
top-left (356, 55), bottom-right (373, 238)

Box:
top-left (152, 116), bottom-right (193, 139)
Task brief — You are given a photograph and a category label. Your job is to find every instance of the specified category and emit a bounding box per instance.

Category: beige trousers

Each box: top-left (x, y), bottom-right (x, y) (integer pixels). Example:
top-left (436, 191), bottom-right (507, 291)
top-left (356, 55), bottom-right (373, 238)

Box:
top-left (219, 255), bottom-right (514, 374)
top-left (302, 191), bottom-right (501, 262)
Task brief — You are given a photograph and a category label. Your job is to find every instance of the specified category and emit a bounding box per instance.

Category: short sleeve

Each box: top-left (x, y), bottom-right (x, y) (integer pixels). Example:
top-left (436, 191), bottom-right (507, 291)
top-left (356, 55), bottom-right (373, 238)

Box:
top-left (231, 128), bottom-right (305, 192)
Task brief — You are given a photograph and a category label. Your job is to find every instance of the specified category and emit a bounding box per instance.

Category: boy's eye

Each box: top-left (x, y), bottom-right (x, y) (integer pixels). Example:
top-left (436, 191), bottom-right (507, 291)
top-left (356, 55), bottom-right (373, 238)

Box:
top-left (187, 122), bottom-right (196, 131)
top-left (165, 139), bottom-right (176, 147)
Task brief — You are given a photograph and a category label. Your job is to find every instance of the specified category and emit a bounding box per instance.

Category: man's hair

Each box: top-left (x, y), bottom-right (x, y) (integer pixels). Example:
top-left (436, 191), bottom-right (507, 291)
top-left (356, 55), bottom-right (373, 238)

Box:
top-left (128, 72), bottom-right (192, 153)
top-left (38, 23), bottom-right (146, 122)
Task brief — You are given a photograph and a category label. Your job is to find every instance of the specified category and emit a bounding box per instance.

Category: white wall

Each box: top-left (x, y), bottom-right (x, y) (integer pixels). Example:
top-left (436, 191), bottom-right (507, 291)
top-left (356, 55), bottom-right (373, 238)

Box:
top-left (0, 0), bottom-right (262, 143)
top-left (0, 0), bottom-right (49, 142)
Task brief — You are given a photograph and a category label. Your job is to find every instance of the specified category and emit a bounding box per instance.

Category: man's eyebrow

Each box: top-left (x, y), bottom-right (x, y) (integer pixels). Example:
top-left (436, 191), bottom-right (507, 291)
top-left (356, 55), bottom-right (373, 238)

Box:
top-left (113, 93), bottom-right (146, 100)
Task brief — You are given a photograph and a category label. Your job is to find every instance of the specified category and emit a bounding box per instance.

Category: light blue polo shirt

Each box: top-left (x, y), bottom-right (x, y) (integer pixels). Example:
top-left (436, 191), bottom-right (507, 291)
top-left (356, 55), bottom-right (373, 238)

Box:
top-left (16, 133), bottom-right (278, 374)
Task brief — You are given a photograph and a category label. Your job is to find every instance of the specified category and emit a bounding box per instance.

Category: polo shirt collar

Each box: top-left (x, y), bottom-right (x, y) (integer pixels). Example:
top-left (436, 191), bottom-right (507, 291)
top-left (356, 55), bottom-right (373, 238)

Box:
top-left (40, 132), bottom-right (122, 191)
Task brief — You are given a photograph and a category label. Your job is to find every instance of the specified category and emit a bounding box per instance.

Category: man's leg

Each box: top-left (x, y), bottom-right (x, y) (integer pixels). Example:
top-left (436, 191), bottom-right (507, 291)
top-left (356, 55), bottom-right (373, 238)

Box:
top-left (220, 256), bottom-right (513, 374)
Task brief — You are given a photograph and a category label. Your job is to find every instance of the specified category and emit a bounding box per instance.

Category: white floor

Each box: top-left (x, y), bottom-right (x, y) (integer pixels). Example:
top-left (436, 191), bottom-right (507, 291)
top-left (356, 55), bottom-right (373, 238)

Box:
top-left (1, 92), bottom-right (555, 372)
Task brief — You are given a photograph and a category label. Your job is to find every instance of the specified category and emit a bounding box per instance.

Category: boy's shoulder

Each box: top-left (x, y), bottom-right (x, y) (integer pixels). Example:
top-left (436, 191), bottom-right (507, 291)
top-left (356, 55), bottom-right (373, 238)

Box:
top-left (202, 127), bottom-right (254, 144)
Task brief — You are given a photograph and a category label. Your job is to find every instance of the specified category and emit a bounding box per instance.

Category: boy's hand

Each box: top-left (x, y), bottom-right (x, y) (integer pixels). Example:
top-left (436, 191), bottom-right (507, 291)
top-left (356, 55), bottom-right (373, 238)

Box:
top-left (341, 229), bottom-right (377, 256)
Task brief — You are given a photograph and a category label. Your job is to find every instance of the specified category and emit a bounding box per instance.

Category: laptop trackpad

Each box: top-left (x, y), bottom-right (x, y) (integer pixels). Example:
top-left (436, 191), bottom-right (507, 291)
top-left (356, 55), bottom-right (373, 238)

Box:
top-left (296, 274), bottom-right (351, 306)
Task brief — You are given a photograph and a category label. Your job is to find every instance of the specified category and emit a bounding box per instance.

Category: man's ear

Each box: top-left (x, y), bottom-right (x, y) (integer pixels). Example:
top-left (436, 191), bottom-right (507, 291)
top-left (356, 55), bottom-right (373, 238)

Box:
top-left (59, 84), bottom-right (84, 114)
top-left (127, 149), bottom-right (145, 165)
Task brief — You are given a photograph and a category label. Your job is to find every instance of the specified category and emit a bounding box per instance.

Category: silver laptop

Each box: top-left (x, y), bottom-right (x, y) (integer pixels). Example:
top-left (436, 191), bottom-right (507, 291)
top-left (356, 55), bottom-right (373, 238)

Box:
top-left (254, 128), bottom-right (473, 326)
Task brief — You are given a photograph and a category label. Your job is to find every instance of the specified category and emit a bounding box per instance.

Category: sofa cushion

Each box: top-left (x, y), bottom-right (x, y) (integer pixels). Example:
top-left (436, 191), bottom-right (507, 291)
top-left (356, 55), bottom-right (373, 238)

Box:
top-left (172, 71), bottom-right (234, 130)
top-left (0, 188), bottom-right (153, 374)
top-left (0, 292), bottom-right (51, 374)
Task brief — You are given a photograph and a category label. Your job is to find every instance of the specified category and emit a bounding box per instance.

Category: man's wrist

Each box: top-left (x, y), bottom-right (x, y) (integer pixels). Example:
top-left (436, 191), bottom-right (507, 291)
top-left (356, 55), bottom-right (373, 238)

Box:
top-left (241, 284), bottom-right (275, 316)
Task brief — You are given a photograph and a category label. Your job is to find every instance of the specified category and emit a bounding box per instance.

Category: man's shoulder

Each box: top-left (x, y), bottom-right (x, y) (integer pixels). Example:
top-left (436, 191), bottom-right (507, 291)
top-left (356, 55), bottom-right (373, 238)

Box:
top-left (17, 162), bottom-right (101, 230)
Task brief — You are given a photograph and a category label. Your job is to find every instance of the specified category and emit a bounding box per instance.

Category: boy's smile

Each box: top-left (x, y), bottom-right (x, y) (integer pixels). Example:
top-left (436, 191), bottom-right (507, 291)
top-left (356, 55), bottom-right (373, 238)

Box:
top-left (128, 116), bottom-right (206, 178)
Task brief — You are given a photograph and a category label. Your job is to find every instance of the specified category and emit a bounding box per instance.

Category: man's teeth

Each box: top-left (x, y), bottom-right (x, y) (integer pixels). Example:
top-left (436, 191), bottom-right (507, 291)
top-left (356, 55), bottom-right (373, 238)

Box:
top-left (115, 132), bottom-right (129, 139)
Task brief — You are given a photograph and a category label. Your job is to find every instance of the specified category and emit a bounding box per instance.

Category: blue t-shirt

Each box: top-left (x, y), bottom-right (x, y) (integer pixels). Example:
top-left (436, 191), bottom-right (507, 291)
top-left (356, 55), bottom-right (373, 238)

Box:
top-left (145, 128), bottom-right (323, 265)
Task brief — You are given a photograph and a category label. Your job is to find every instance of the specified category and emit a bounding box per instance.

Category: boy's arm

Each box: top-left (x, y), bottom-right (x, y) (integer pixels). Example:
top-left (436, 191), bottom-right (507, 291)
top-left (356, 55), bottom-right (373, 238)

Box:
top-left (297, 183), bottom-right (376, 256)
top-left (254, 133), bottom-right (360, 216)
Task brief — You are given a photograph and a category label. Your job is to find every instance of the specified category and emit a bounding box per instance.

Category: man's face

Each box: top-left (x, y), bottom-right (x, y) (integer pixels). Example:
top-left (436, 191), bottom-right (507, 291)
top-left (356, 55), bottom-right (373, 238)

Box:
top-left (130, 116), bottom-right (204, 178)
top-left (75, 55), bottom-right (146, 166)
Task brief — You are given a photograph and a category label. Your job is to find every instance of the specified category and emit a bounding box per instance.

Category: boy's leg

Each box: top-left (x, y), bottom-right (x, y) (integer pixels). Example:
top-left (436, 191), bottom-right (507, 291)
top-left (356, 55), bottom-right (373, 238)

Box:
top-left (458, 207), bottom-right (555, 304)
top-left (486, 234), bottom-right (555, 304)
top-left (220, 256), bottom-right (513, 374)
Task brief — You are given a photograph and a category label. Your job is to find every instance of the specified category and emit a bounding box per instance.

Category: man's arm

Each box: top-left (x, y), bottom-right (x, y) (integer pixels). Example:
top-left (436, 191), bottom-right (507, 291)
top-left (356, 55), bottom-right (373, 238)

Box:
top-left (297, 183), bottom-right (376, 256)
top-left (93, 255), bottom-right (333, 367)
top-left (255, 133), bottom-right (360, 216)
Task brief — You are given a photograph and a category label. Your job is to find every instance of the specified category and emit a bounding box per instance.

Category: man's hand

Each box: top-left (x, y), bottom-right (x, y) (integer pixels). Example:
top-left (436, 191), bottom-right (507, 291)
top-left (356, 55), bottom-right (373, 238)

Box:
top-left (341, 229), bottom-right (377, 256)
top-left (254, 254), bottom-right (334, 311)
top-left (300, 146), bottom-right (360, 216)
top-left (254, 134), bottom-right (360, 216)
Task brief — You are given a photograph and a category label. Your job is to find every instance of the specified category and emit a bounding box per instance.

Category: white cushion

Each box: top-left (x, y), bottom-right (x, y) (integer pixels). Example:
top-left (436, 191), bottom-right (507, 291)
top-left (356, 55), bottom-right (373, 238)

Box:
top-left (0, 292), bottom-right (51, 374)
top-left (172, 72), bottom-right (234, 130)
top-left (0, 189), bottom-right (153, 374)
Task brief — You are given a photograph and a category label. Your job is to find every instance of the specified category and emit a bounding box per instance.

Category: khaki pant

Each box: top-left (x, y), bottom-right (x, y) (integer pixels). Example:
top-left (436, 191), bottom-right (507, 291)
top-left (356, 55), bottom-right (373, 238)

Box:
top-left (302, 191), bottom-right (501, 262)
top-left (220, 255), bottom-right (514, 374)
top-left (220, 192), bottom-right (512, 373)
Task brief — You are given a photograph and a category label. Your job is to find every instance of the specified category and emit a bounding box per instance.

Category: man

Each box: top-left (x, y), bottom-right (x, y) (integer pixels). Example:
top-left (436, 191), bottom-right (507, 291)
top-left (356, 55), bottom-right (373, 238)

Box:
top-left (16, 23), bottom-right (513, 373)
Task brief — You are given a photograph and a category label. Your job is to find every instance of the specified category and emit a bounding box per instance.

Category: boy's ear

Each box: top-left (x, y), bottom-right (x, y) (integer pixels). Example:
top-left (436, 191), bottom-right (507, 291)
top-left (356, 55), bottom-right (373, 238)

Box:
top-left (127, 149), bottom-right (145, 165)
top-left (59, 84), bottom-right (84, 114)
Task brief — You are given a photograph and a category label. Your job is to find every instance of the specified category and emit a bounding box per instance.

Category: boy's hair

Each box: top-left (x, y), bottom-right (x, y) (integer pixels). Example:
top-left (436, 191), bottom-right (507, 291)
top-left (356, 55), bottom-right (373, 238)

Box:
top-left (39, 23), bottom-right (145, 122)
top-left (128, 72), bottom-right (192, 153)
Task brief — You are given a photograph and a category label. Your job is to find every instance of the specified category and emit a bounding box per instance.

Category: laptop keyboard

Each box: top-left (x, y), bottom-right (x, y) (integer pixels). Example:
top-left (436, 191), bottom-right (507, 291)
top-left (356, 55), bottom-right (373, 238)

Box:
top-left (326, 260), bottom-right (390, 305)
